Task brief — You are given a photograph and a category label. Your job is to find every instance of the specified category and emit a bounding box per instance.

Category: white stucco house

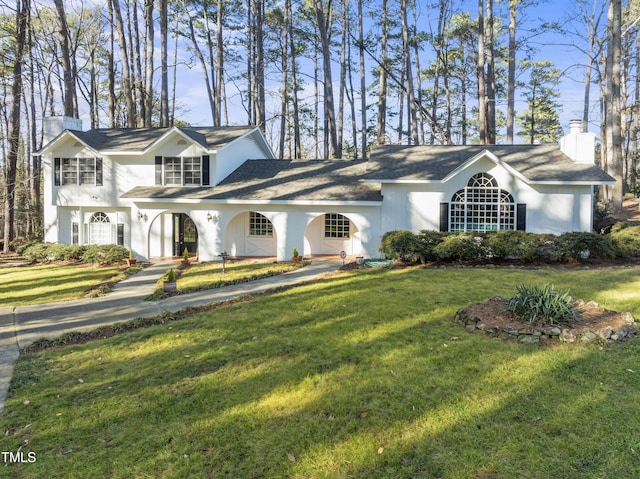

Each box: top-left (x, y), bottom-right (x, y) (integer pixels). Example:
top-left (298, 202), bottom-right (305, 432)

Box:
top-left (38, 117), bottom-right (614, 262)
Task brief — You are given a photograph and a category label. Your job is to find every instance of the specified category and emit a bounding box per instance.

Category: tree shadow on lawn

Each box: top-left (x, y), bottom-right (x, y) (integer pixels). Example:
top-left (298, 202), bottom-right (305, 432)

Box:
top-left (2, 267), bottom-right (640, 478)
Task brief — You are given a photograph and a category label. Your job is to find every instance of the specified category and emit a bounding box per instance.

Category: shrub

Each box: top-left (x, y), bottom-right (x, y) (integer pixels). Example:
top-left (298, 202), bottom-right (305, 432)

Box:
top-left (81, 244), bottom-right (129, 265)
top-left (378, 230), bottom-right (419, 262)
top-left (485, 230), bottom-right (541, 261)
top-left (554, 232), bottom-right (614, 261)
top-left (166, 268), bottom-right (176, 282)
top-left (609, 221), bottom-right (640, 257)
top-left (22, 243), bottom-right (54, 262)
top-left (414, 230), bottom-right (447, 263)
top-left (508, 283), bottom-right (580, 326)
top-left (432, 233), bottom-right (490, 262)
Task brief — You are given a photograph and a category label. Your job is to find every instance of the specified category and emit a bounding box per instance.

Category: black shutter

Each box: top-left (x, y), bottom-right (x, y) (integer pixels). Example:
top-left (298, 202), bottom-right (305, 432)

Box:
top-left (155, 156), bottom-right (163, 185)
top-left (54, 158), bottom-right (61, 186)
top-left (202, 155), bottom-right (210, 186)
top-left (117, 224), bottom-right (125, 246)
top-left (516, 204), bottom-right (526, 231)
top-left (439, 203), bottom-right (449, 232)
top-left (96, 158), bottom-right (103, 186)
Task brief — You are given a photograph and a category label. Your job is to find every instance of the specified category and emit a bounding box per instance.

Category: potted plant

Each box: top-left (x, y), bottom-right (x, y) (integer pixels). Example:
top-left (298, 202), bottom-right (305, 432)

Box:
top-left (125, 251), bottom-right (137, 266)
top-left (292, 247), bottom-right (301, 264)
top-left (163, 268), bottom-right (177, 292)
top-left (182, 247), bottom-right (190, 265)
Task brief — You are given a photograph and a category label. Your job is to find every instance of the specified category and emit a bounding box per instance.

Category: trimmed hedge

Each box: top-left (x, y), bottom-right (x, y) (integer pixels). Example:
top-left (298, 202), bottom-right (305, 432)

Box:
top-left (609, 221), bottom-right (640, 257)
top-left (378, 229), bottom-right (621, 263)
top-left (22, 243), bottom-right (128, 265)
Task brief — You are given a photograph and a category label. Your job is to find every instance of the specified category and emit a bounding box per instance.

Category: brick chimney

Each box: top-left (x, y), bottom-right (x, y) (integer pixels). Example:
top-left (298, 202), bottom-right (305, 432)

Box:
top-left (560, 119), bottom-right (596, 164)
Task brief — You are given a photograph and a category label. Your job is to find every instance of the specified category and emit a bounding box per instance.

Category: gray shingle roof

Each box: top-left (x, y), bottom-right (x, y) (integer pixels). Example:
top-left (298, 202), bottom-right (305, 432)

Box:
top-left (121, 159), bottom-right (383, 202)
top-left (366, 144), bottom-right (615, 184)
top-left (69, 126), bottom-right (256, 152)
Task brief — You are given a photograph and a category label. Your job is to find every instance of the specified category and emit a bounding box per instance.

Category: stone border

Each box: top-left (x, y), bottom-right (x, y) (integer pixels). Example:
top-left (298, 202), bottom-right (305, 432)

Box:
top-left (454, 299), bottom-right (638, 345)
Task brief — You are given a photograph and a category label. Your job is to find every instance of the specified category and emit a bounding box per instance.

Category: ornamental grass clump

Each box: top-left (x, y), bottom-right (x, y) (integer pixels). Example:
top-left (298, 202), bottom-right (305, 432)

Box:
top-left (508, 283), bottom-right (580, 326)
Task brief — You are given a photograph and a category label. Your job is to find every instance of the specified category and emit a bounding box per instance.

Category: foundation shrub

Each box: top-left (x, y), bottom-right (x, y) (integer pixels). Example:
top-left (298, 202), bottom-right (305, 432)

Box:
top-left (432, 232), bottom-right (490, 261)
top-left (415, 230), bottom-right (447, 262)
top-left (378, 230), bottom-right (420, 262)
top-left (81, 245), bottom-right (129, 265)
top-left (609, 221), bottom-right (640, 257)
top-left (554, 232), bottom-right (614, 261)
top-left (485, 230), bottom-right (541, 261)
top-left (22, 243), bottom-right (89, 262)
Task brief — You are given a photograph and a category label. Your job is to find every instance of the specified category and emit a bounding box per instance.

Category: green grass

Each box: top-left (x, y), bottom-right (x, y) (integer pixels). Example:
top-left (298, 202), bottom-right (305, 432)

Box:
top-left (2, 266), bottom-right (640, 478)
top-left (0, 264), bottom-right (128, 307)
top-left (146, 260), bottom-right (302, 300)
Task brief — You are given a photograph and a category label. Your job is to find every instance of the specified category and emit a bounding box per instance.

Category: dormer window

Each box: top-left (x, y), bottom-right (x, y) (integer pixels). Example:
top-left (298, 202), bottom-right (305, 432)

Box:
top-left (54, 157), bottom-right (103, 186)
top-left (155, 155), bottom-right (210, 186)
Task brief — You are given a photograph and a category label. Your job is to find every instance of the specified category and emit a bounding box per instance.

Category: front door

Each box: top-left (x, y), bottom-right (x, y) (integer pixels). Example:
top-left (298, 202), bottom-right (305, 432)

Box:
top-left (173, 213), bottom-right (198, 257)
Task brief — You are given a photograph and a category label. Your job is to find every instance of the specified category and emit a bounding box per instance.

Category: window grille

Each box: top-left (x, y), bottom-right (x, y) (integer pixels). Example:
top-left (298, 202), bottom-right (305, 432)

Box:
top-left (249, 212), bottom-right (273, 236)
top-left (450, 173), bottom-right (515, 232)
top-left (324, 213), bottom-right (350, 238)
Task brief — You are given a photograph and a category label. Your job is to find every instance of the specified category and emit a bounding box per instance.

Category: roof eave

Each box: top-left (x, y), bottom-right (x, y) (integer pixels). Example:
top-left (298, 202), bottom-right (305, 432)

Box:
top-left (441, 149), bottom-right (531, 184)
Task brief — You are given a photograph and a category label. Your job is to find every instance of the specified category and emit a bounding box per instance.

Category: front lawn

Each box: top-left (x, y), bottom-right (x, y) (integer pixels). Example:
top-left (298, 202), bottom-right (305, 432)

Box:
top-left (147, 260), bottom-right (302, 300)
top-left (1, 266), bottom-right (640, 478)
top-left (0, 264), bottom-right (130, 307)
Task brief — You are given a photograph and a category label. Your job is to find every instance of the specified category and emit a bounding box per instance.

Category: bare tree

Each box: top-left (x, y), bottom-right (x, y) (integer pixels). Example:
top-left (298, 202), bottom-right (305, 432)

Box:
top-left (605, 0), bottom-right (623, 211)
top-left (4, 0), bottom-right (29, 252)
top-left (53, 0), bottom-right (77, 117)
top-left (315, 0), bottom-right (338, 157)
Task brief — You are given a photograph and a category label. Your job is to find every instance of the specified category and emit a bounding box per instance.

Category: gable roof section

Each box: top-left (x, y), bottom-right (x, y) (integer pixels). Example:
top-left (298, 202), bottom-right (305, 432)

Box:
top-left (121, 159), bottom-right (382, 203)
top-left (365, 144), bottom-right (615, 185)
top-left (37, 125), bottom-right (268, 156)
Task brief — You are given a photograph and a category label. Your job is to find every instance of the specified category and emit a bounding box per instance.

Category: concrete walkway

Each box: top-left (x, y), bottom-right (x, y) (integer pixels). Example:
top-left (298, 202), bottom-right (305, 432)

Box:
top-left (0, 260), bottom-right (341, 415)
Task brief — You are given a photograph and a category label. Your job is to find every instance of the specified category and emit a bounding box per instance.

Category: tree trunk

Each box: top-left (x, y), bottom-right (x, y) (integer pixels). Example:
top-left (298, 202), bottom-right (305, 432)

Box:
top-left (287, 0), bottom-right (301, 158)
top-left (54, 0), bottom-right (77, 118)
top-left (159, 0), bottom-right (169, 127)
top-left (477, 0), bottom-right (486, 144)
top-left (506, 0), bottom-right (516, 143)
top-left (144, 0), bottom-right (154, 127)
top-left (401, 0), bottom-right (418, 144)
top-left (181, 0), bottom-right (217, 125)
top-left (358, 0), bottom-right (367, 159)
top-left (111, 0), bottom-right (135, 127)
top-left (107, 0), bottom-right (116, 127)
top-left (315, 0), bottom-right (338, 157)
top-left (605, 0), bottom-right (623, 211)
top-left (216, 0), bottom-right (224, 127)
top-left (254, 0), bottom-right (266, 130)
top-left (376, 0), bottom-right (388, 145)
top-left (485, 0), bottom-right (496, 144)
top-left (4, 0), bottom-right (28, 252)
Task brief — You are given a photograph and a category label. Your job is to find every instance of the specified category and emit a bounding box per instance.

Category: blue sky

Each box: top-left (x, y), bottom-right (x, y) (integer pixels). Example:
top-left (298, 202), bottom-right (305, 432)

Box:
top-left (75, 0), bottom-right (606, 144)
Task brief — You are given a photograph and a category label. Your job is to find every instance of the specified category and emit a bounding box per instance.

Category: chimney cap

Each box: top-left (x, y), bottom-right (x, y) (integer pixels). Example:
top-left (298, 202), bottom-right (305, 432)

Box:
top-left (569, 119), bottom-right (582, 133)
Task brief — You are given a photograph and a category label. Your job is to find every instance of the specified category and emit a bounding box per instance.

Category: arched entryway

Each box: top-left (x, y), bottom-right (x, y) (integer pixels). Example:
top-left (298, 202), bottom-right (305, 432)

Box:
top-left (223, 211), bottom-right (277, 257)
top-left (147, 211), bottom-right (199, 258)
top-left (304, 212), bottom-right (362, 256)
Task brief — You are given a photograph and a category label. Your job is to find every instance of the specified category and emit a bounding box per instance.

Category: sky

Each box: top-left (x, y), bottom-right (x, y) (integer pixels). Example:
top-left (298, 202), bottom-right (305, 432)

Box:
top-left (76, 0), bottom-right (609, 144)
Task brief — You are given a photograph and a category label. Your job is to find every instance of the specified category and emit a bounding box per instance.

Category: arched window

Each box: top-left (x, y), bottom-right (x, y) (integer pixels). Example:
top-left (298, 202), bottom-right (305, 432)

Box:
top-left (450, 173), bottom-right (515, 232)
top-left (89, 212), bottom-right (113, 244)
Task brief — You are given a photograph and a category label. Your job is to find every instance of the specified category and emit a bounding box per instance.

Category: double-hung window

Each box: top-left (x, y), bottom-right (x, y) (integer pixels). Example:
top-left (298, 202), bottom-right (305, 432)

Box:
top-left (183, 157), bottom-right (201, 185)
top-left (157, 156), bottom-right (207, 186)
top-left (55, 158), bottom-right (103, 186)
top-left (163, 157), bottom-right (182, 185)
